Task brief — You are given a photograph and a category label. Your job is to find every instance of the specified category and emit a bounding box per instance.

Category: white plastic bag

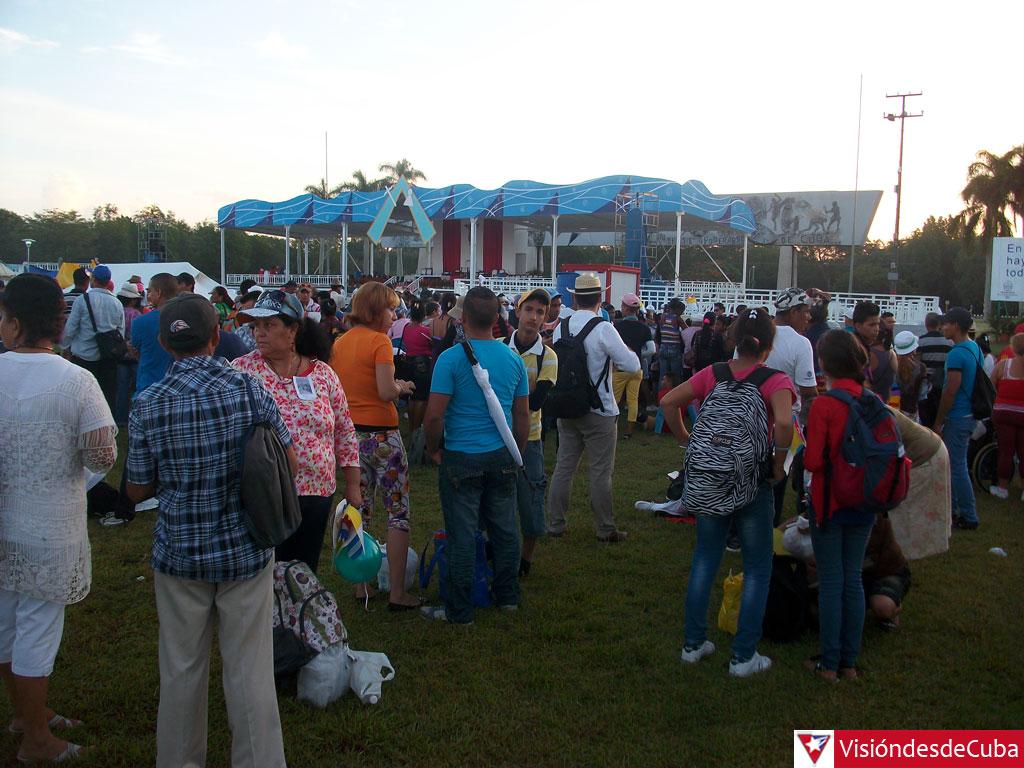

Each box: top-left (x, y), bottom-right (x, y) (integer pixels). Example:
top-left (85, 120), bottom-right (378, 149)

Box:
top-left (348, 650), bottom-right (395, 705)
top-left (377, 545), bottom-right (420, 593)
top-left (296, 644), bottom-right (352, 709)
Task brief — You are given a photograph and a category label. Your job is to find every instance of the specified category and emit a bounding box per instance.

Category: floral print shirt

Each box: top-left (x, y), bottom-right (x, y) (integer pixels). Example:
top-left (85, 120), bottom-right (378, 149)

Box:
top-left (233, 353), bottom-right (359, 497)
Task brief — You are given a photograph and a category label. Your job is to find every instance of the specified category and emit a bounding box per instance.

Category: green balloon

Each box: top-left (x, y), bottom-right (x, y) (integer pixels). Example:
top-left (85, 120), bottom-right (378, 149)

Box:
top-left (334, 532), bottom-right (382, 583)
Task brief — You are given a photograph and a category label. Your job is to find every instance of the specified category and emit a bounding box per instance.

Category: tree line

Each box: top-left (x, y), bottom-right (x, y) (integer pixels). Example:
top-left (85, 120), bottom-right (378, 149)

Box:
top-left (1, 149), bottom-right (1019, 318)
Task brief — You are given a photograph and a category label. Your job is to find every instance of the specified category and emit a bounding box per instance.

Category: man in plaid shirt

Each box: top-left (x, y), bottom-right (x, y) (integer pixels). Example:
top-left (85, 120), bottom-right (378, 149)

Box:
top-left (127, 293), bottom-right (294, 768)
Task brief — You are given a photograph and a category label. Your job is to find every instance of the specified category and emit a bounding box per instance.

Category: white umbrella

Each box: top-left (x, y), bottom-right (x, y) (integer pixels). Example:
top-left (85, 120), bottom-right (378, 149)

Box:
top-left (460, 342), bottom-right (523, 467)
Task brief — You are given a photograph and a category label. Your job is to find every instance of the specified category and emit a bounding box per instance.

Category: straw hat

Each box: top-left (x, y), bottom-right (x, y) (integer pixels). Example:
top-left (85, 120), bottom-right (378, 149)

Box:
top-left (567, 272), bottom-right (602, 296)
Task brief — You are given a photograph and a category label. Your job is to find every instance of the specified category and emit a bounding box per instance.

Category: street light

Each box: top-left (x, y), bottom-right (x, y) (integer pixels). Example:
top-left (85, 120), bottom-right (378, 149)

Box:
top-left (22, 238), bottom-right (35, 269)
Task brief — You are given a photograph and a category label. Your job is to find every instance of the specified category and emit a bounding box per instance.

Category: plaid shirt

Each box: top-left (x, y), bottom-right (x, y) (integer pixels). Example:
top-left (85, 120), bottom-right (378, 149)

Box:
top-left (127, 355), bottom-right (292, 582)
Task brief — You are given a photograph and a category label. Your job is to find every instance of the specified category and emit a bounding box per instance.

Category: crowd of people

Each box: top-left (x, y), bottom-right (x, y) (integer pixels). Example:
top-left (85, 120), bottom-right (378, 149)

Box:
top-left (0, 263), bottom-right (1021, 763)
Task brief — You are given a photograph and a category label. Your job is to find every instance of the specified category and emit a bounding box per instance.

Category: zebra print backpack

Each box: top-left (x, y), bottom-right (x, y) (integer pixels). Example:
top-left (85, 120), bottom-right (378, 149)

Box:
top-left (682, 363), bottom-right (780, 517)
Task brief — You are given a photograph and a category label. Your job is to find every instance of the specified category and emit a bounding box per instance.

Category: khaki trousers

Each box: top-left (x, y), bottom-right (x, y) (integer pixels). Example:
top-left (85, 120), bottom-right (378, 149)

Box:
top-left (153, 560), bottom-right (285, 768)
top-left (546, 412), bottom-right (619, 537)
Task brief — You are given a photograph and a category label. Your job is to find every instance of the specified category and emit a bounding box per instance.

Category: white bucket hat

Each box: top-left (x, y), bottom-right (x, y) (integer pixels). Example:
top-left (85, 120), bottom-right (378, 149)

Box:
top-left (893, 330), bottom-right (919, 356)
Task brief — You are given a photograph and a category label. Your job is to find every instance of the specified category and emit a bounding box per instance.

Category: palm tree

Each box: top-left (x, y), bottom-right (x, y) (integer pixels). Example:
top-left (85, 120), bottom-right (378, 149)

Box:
top-left (303, 177), bottom-right (345, 198)
top-left (337, 169), bottom-right (386, 192)
top-left (378, 159), bottom-right (427, 185)
top-left (955, 146), bottom-right (1021, 318)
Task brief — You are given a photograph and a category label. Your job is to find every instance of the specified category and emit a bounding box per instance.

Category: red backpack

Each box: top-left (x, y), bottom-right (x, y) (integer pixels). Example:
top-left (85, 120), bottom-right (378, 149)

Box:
top-left (822, 388), bottom-right (911, 514)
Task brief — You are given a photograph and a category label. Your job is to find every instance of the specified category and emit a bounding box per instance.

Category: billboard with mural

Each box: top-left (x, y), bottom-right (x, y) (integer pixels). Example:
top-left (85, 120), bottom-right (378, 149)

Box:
top-left (678, 190), bottom-right (883, 247)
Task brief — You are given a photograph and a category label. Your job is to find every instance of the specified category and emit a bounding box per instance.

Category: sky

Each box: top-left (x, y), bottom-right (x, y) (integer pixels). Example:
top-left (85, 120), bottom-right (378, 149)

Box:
top-left (1, 0), bottom-right (1021, 241)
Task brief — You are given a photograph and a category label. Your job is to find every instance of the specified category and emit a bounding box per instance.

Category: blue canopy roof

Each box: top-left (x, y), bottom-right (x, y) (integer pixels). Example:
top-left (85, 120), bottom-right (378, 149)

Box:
top-left (217, 175), bottom-right (756, 239)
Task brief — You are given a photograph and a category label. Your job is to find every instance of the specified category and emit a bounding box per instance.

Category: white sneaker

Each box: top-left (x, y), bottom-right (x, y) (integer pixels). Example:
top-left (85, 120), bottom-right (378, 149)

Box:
top-left (99, 514), bottom-right (125, 527)
top-left (135, 497), bottom-right (159, 512)
top-left (729, 651), bottom-right (772, 678)
top-left (989, 485), bottom-right (1009, 500)
top-left (680, 640), bottom-right (715, 663)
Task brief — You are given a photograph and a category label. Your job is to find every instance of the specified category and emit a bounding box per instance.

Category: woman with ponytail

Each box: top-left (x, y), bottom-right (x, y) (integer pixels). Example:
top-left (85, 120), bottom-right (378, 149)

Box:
top-left (663, 308), bottom-right (795, 678)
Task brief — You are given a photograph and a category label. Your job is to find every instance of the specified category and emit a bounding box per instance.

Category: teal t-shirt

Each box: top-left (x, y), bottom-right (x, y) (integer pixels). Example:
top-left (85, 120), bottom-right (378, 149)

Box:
top-left (944, 339), bottom-right (981, 419)
top-left (430, 339), bottom-right (529, 453)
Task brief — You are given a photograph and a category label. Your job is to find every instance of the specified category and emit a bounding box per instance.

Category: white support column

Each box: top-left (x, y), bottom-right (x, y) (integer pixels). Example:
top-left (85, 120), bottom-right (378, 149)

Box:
top-left (550, 214), bottom-right (560, 282)
top-left (469, 217), bottom-right (478, 282)
top-left (219, 227), bottom-right (226, 286)
top-left (303, 238), bottom-right (309, 274)
top-left (741, 235), bottom-right (749, 293)
top-left (284, 225), bottom-right (291, 278)
top-left (674, 211), bottom-right (682, 296)
top-left (341, 223), bottom-right (349, 290)
top-left (369, 240), bottom-right (375, 276)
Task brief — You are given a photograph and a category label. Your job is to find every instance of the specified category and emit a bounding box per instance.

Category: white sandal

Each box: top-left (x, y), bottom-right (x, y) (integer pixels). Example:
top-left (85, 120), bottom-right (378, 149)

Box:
top-left (17, 741), bottom-right (86, 764)
top-left (9, 714), bottom-right (83, 735)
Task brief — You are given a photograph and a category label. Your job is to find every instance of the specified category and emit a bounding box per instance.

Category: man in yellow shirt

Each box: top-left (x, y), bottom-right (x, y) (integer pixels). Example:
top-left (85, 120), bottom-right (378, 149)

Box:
top-left (505, 288), bottom-right (558, 576)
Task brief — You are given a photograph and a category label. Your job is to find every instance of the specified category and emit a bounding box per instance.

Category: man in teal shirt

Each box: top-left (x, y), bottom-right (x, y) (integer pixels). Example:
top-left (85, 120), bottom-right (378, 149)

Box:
top-left (423, 287), bottom-right (530, 624)
top-left (932, 307), bottom-right (981, 529)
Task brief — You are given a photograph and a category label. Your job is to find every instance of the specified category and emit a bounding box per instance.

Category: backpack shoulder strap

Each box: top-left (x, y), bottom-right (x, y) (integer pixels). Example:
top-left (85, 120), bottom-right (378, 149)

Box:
top-left (822, 388), bottom-right (855, 406)
top-left (711, 362), bottom-right (733, 384)
top-left (743, 365), bottom-right (781, 389)
top-left (575, 316), bottom-right (605, 344)
top-left (82, 291), bottom-right (99, 333)
top-left (558, 316), bottom-right (572, 340)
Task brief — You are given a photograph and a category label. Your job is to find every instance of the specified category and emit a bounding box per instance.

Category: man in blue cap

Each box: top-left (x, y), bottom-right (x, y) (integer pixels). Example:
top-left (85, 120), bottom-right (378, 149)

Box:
top-left (63, 263), bottom-right (124, 411)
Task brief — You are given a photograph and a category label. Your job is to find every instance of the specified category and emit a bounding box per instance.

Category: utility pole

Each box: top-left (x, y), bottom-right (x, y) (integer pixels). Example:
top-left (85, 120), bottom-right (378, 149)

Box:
top-left (884, 91), bottom-right (923, 295)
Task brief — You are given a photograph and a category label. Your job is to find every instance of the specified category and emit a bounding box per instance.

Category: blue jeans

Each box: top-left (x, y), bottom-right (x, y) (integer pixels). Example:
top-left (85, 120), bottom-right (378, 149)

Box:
top-left (516, 440), bottom-right (546, 539)
top-left (942, 415), bottom-right (978, 524)
top-left (439, 448), bottom-right (521, 623)
top-left (659, 346), bottom-right (684, 388)
top-left (684, 483), bottom-right (774, 662)
top-left (809, 517), bottom-right (873, 671)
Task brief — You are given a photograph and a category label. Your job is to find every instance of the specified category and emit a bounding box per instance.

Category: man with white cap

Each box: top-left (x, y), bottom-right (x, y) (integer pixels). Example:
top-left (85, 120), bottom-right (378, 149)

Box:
top-left (546, 272), bottom-right (640, 543)
top-left (766, 287), bottom-right (822, 526)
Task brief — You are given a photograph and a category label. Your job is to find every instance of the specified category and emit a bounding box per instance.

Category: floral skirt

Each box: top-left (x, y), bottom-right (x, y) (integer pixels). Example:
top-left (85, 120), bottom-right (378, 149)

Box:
top-left (356, 429), bottom-right (410, 532)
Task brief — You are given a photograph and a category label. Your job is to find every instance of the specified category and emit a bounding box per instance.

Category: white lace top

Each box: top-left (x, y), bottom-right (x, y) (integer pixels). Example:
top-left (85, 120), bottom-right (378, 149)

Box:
top-left (0, 353), bottom-right (117, 604)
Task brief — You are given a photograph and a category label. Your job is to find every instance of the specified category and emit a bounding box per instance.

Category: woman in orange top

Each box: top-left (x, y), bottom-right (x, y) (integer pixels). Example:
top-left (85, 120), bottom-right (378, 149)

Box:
top-left (329, 283), bottom-right (420, 609)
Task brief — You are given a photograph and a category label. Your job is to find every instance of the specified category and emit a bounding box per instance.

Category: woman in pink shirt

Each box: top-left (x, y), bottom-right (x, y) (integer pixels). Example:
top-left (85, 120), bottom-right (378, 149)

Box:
top-left (661, 309), bottom-right (795, 678)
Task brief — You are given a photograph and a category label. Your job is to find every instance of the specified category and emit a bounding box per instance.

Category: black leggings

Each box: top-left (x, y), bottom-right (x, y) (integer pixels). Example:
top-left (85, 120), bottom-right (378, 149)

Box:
top-left (276, 495), bottom-right (333, 574)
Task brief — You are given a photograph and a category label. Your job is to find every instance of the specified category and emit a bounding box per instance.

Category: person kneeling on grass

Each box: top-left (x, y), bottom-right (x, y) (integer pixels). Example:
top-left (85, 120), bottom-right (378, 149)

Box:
top-left (662, 309), bottom-right (794, 678)
top-left (504, 288), bottom-right (558, 577)
top-left (422, 287), bottom-right (530, 624)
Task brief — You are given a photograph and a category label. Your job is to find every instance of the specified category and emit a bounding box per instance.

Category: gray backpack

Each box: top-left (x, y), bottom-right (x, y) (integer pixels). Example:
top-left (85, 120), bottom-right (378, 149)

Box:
top-left (238, 382), bottom-right (302, 549)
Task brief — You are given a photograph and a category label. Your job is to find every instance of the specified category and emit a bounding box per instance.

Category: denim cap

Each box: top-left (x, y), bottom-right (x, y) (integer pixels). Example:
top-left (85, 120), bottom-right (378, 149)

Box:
top-left (237, 289), bottom-right (304, 322)
top-left (159, 293), bottom-right (219, 350)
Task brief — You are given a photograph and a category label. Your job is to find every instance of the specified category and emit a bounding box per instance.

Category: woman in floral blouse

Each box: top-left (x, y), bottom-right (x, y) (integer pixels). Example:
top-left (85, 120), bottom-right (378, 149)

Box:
top-left (233, 290), bottom-right (361, 574)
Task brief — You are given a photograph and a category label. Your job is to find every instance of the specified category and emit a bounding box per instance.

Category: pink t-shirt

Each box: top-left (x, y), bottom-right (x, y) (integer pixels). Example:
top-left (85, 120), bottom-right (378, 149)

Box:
top-left (688, 363), bottom-right (795, 432)
top-left (401, 323), bottom-right (433, 357)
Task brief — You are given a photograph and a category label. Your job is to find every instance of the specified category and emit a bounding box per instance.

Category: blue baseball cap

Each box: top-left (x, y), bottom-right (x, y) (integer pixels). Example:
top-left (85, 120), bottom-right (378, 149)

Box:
top-left (92, 264), bottom-right (112, 283)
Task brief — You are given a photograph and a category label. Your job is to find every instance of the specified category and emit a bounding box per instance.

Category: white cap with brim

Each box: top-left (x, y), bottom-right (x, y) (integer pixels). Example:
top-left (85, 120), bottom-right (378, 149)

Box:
top-left (893, 330), bottom-right (919, 356)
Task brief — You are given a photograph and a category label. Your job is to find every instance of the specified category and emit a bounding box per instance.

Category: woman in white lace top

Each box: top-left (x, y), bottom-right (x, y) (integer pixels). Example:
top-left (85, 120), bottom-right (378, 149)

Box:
top-left (0, 274), bottom-right (117, 763)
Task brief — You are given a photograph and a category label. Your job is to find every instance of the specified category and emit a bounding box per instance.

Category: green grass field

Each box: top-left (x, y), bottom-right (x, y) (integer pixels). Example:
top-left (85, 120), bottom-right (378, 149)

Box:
top-left (3, 426), bottom-right (1022, 767)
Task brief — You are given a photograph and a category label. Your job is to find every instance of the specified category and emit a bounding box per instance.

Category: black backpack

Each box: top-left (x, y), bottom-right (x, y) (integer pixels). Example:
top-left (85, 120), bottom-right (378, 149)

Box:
top-left (545, 317), bottom-right (608, 419)
top-left (969, 347), bottom-right (996, 419)
top-left (761, 555), bottom-right (811, 642)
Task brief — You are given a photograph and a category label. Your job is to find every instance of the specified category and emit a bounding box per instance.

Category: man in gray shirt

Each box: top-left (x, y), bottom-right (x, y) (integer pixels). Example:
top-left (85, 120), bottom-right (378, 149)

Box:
top-left (63, 264), bottom-right (124, 412)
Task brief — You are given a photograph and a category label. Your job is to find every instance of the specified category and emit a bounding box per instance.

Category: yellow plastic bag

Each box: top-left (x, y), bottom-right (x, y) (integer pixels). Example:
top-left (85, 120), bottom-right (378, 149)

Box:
top-left (717, 570), bottom-right (744, 635)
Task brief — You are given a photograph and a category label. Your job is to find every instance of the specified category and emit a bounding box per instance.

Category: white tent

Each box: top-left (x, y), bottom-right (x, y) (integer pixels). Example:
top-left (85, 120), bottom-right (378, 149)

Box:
top-left (0, 263), bottom-right (16, 279)
top-left (96, 262), bottom-right (222, 299)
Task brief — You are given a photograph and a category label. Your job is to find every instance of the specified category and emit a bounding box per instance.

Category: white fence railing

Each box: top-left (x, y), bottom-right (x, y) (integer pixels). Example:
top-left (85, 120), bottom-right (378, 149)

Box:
top-left (4, 262), bottom-right (62, 274)
top-left (223, 272), bottom-right (941, 325)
